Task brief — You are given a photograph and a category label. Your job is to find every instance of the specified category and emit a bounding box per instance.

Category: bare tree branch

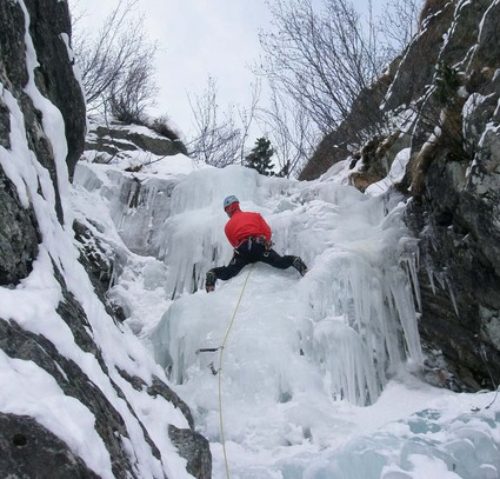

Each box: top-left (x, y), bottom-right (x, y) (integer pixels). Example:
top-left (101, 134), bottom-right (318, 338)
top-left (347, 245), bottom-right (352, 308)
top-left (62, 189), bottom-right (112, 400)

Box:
top-left (187, 77), bottom-right (240, 167)
top-left (109, 46), bottom-right (158, 122)
top-left (258, 0), bottom-right (417, 139)
top-left (237, 80), bottom-right (261, 163)
top-left (187, 77), bottom-right (260, 168)
top-left (257, 82), bottom-right (317, 177)
top-left (379, 0), bottom-right (422, 56)
top-left (72, 0), bottom-right (157, 119)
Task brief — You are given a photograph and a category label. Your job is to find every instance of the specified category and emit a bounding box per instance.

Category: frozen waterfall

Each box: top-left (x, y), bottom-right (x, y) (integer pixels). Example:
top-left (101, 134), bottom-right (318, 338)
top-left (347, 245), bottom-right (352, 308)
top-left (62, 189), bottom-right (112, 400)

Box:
top-left (149, 165), bottom-right (422, 407)
top-left (74, 158), bottom-right (500, 479)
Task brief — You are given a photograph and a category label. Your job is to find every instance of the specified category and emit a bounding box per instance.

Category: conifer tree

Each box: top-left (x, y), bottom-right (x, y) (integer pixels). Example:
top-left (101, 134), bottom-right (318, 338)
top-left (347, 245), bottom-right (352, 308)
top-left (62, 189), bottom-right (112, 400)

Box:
top-left (245, 137), bottom-right (275, 176)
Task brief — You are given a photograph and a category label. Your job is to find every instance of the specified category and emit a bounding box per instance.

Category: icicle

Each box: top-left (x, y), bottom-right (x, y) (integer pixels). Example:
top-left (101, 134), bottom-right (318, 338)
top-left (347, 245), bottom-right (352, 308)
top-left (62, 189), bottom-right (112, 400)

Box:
top-left (427, 267), bottom-right (437, 294)
top-left (445, 276), bottom-right (460, 317)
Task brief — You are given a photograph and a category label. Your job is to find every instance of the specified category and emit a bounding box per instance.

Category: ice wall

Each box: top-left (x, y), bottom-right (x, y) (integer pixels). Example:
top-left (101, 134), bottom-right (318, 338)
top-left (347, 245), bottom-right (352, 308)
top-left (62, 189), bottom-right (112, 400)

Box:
top-left (74, 152), bottom-right (500, 479)
top-left (75, 162), bottom-right (178, 256)
top-left (149, 166), bottom-right (422, 406)
top-left (76, 153), bottom-right (422, 406)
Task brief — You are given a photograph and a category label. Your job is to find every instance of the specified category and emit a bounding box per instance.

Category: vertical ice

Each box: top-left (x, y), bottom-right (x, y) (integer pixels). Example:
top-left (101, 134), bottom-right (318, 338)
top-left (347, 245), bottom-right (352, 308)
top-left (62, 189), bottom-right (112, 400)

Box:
top-left (148, 166), bottom-right (422, 407)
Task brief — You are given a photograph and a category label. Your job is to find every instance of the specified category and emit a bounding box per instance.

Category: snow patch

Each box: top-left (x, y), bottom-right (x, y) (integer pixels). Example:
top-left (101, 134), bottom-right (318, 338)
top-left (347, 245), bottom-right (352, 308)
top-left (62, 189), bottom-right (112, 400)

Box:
top-left (366, 148), bottom-right (411, 196)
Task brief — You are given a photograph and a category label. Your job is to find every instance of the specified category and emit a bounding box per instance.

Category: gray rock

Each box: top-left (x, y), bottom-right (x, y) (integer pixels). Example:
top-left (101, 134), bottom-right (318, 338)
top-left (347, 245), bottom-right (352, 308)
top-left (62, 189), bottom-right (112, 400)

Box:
top-left (0, 168), bottom-right (39, 286)
top-left (470, 0), bottom-right (500, 68)
top-left (438, 0), bottom-right (492, 68)
top-left (23, 0), bottom-right (86, 179)
top-left (0, 0), bottom-right (85, 221)
top-left (87, 123), bottom-right (187, 160)
top-left (0, 1), bottom-right (29, 89)
top-left (405, 179), bottom-right (500, 390)
top-left (383, 2), bottom-right (455, 112)
top-left (0, 317), bottom-right (138, 478)
top-left (53, 264), bottom-right (110, 370)
top-left (115, 370), bottom-right (193, 423)
top-left (0, 412), bottom-right (100, 479)
top-left (0, 2), bottom-right (211, 477)
top-left (129, 131), bottom-right (187, 157)
top-left (0, 101), bottom-right (10, 149)
top-left (73, 219), bottom-right (121, 320)
top-left (148, 377), bottom-right (195, 430)
top-left (169, 425), bottom-right (212, 479)
top-left (405, 0), bottom-right (500, 390)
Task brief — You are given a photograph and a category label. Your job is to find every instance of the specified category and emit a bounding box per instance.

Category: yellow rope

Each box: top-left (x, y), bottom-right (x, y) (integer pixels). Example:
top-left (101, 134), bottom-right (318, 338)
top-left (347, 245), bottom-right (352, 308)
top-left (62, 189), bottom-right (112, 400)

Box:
top-left (218, 264), bottom-right (254, 479)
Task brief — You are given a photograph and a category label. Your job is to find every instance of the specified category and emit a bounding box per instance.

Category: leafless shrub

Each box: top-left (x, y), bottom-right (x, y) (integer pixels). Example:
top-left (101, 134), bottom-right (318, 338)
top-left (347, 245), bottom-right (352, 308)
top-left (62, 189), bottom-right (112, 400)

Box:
top-left (186, 77), bottom-right (239, 167)
top-left (379, 0), bottom-right (422, 56)
top-left (149, 115), bottom-right (181, 142)
top-left (72, 0), bottom-right (157, 117)
top-left (257, 83), bottom-right (317, 177)
top-left (236, 81), bottom-right (261, 164)
top-left (108, 47), bottom-right (157, 123)
top-left (259, 0), bottom-right (390, 136)
top-left (259, 0), bottom-right (423, 180)
top-left (187, 77), bottom-right (260, 167)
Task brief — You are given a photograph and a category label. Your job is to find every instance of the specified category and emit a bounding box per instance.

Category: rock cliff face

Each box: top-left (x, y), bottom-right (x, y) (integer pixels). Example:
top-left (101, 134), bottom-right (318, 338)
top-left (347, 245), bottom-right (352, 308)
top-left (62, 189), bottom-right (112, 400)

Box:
top-left (0, 1), bottom-right (210, 477)
top-left (85, 120), bottom-right (188, 164)
top-left (300, 0), bottom-right (500, 390)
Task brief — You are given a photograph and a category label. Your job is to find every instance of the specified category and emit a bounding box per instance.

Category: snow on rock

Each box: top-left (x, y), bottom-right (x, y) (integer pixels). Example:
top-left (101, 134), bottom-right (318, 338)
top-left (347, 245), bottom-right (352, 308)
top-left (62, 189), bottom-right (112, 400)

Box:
top-left (4, 0), bottom-right (500, 477)
top-left (0, 1), bottom-right (204, 477)
top-left (84, 117), bottom-right (189, 168)
top-left (366, 148), bottom-right (412, 196)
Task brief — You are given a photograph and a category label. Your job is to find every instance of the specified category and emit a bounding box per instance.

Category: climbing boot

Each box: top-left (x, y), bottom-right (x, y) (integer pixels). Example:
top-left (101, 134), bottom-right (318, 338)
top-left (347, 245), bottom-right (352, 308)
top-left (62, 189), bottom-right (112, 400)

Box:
top-left (292, 257), bottom-right (308, 277)
top-left (205, 271), bottom-right (216, 292)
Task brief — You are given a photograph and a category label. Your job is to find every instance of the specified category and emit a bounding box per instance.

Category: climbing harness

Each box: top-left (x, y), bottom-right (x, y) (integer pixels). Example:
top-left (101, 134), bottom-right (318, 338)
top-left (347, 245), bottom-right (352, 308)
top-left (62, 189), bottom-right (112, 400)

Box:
top-left (197, 265), bottom-right (254, 479)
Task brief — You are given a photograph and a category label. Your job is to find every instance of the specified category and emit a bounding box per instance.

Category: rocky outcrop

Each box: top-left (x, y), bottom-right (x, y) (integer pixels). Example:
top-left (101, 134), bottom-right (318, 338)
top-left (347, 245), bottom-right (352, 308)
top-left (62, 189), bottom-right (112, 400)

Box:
top-left (72, 219), bottom-right (128, 321)
top-left (0, 308), bottom-right (210, 476)
top-left (0, 412), bottom-right (100, 479)
top-left (0, 169), bottom-right (39, 286)
top-left (299, 56), bottom-right (400, 181)
top-left (0, 0), bottom-right (85, 222)
top-left (300, 0), bottom-right (500, 390)
top-left (169, 425), bottom-right (212, 479)
top-left (403, 0), bottom-right (500, 390)
top-left (86, 121), bottom-right (188, 163)
top-left (23, 0), bottom-right (86, 178)
top-left (0, 316), bottom-right (142, 477)
top-left (0, 1), bottom-right (211, 477)
top-left (383, 1), bottom-right (456, 112)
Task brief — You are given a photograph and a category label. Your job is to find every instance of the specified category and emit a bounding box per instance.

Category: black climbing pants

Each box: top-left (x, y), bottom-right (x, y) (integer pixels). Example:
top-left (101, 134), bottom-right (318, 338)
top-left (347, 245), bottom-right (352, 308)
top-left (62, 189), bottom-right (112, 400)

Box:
top-left (209, 238), bottom-right (297, 282)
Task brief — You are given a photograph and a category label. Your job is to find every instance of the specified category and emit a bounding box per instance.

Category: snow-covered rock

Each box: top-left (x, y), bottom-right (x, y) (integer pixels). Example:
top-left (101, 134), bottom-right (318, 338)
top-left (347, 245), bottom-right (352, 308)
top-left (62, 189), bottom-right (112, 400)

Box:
top-left (0, 1), bottom-right (209, 477)
top-left (301, 0), bottom-right (500, 392)
top-left (85, 118), bottom-right (188, 164)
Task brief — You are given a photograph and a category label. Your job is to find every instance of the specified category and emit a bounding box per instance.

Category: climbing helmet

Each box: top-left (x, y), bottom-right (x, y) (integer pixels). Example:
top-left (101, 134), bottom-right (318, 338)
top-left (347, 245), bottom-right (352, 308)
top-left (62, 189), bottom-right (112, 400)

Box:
top-left (223, 195), bottom-right (239, 210)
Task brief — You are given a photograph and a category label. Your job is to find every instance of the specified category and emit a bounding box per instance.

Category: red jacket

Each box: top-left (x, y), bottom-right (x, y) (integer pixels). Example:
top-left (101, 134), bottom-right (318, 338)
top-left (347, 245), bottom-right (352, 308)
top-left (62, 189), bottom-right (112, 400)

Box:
top-left (224, 209), bottom-right (272, 247)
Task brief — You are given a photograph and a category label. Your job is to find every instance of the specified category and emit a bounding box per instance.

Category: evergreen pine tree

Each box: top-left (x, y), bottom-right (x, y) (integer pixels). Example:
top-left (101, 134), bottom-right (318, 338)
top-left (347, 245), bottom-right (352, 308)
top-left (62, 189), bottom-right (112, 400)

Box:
top-left (245, 137), bottom-right (275, 176)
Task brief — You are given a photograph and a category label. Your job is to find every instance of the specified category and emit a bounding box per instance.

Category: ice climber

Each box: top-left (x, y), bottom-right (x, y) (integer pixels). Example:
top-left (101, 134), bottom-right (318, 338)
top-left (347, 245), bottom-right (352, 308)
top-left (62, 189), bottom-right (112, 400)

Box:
top-left (205, 195), bottom-right (308, 292)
